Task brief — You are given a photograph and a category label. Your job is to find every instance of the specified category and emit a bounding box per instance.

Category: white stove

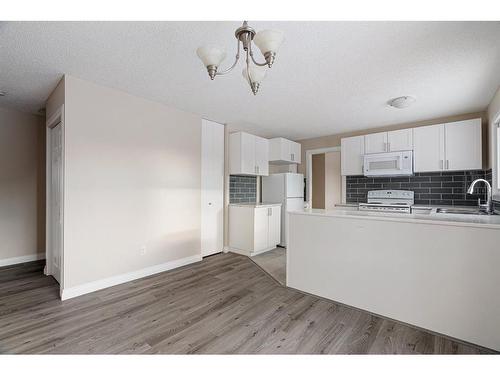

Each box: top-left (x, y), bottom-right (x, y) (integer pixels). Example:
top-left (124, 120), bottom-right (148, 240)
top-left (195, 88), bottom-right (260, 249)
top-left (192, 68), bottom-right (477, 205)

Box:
top-left (358, 190), bottom-right (414, 214)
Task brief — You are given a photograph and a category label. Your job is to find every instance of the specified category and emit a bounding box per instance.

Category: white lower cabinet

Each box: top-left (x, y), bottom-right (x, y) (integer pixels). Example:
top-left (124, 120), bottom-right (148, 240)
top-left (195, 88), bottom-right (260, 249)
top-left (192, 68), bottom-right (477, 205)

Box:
top-left (229, 204), bottom-right (281, 256)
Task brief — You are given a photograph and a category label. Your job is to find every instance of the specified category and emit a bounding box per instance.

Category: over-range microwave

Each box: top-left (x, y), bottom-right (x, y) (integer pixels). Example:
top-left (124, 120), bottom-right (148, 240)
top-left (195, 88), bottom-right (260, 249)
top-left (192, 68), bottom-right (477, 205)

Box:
top-left (363, 150), bottom-right (413, 177)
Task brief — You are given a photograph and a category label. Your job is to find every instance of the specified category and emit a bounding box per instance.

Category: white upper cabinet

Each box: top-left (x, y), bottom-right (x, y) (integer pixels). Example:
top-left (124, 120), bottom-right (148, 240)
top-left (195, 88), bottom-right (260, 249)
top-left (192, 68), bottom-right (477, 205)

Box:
top-left (269, 137), bottom-right (301, 164)
top-left (341, 135), bottom-right (365, 176)
top-left (413, 124), bottom-right (445, 172)
top-left (387, 128), bottom-right (413, 151)
top-left (229, 131), bottom-right (269, 176)
top-left (364, 132), bottom-right (388, 153)
top-left (365, 129), bottom-right (413, 153)
top-left (413, 118), bottom-right (481, 173)
top-left (444, 119), bottom-right (482, 171)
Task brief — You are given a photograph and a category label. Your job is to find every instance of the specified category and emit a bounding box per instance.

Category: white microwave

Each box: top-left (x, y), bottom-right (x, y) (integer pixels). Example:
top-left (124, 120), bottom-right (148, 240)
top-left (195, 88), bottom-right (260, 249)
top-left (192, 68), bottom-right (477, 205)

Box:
top-left (363, 150), bottom-right (413, 177)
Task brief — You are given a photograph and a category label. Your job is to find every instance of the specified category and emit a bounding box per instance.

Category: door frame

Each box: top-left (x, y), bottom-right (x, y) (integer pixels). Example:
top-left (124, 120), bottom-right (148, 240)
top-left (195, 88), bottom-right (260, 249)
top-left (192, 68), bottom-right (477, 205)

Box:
top-left (45, 104), bottom-right (65, 295)
top-left (305, 146), bottom-right (343, 206)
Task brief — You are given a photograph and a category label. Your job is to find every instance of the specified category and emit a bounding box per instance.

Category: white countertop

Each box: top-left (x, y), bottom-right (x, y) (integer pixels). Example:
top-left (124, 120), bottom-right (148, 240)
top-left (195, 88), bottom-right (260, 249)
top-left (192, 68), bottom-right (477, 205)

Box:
top-left (290, 207), bottom-right (500, 229)
top-left (229, 202), bottom-right (282, 208)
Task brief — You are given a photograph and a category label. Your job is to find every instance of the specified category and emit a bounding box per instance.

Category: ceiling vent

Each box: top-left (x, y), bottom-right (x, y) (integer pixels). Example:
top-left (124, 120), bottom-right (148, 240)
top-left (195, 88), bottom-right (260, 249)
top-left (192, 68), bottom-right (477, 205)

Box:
top-left (388, 96), bottom-right (416, 109)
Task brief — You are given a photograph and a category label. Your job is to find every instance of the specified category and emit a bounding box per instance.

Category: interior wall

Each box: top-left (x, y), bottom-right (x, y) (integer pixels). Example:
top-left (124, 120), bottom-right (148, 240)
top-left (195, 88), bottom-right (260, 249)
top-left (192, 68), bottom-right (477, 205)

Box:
top-left (324, 151), bottom-right (342, 209)
top-left (0, 106), bottom-right (45, 264)
top-left (312, 153), bottom-right (325, 209)
top-left (60, 75), bottom-right (202, 289)
top-left (297, 111), bottom-right (488, 175)
top-left (487, 86), bottom-right (500, 196)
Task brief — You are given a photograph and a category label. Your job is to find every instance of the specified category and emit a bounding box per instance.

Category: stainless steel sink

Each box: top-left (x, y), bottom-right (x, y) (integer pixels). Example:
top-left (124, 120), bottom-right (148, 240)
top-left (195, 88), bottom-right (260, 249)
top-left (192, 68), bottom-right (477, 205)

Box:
top-left (435, 208), bottom-right (489, 215)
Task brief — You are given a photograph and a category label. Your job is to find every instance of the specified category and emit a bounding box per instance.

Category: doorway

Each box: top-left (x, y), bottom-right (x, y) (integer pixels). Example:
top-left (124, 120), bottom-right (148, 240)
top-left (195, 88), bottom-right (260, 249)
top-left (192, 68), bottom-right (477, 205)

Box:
top-left (307, 147), bottom-right (343, 209)
top-left (45, 106), bottom-right (64, 288)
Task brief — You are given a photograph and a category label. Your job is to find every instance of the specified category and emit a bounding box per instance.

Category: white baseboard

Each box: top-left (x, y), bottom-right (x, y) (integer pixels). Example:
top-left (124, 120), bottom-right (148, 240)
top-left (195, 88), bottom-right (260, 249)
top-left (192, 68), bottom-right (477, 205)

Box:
top-left (226, 246), bottom-right (275, 257)
top-left (0, 253), bottom-right (46, 267)
top-left (61, 254), bottom-right (202, 301)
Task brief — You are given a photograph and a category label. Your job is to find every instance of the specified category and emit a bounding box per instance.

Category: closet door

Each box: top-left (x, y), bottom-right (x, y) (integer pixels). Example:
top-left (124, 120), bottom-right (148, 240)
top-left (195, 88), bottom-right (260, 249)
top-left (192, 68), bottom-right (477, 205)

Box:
top-left (201, 119), bottom-right (225, 257)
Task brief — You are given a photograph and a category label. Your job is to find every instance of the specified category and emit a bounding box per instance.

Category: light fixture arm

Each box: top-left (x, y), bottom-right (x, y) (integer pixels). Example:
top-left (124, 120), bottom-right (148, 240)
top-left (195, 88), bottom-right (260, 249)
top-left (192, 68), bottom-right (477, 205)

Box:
top-left (216, 39), bottom-right (241, 76)
top-left (248, 42), bottom-right (268, 67)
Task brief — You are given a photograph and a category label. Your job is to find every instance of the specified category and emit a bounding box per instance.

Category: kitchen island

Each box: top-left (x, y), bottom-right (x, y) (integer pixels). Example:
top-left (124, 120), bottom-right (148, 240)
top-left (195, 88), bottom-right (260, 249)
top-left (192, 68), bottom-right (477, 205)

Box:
top-left (287, 208), bottom-right (500, 351)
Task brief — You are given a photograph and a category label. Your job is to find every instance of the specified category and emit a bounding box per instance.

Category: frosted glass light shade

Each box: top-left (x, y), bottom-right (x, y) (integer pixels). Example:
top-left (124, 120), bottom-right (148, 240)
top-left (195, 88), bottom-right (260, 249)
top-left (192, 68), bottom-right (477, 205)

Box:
top-left (253, 29), bottom-right (284, 54)
top-left (242, 65), bottom-right (267, 84)
top-left (196, 46), bottom-right (226, 67)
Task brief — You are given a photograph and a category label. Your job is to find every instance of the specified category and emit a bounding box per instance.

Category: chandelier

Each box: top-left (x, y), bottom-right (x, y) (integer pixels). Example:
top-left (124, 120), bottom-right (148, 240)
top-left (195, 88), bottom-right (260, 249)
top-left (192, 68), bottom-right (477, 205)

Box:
top-left (196, 21), bottom-right (284, 95)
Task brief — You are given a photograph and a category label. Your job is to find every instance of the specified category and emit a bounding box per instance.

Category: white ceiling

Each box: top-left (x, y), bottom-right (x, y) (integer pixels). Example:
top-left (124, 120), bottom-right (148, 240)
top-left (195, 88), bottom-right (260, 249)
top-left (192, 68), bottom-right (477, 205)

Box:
top-left (1, 21), bottom-right (499, 140)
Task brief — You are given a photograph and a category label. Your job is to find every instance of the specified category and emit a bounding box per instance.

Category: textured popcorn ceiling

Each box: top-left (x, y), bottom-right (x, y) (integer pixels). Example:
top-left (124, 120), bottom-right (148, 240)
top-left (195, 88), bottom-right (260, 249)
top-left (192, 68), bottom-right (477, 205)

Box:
top-left (1, 21), bottom-right (499, 140)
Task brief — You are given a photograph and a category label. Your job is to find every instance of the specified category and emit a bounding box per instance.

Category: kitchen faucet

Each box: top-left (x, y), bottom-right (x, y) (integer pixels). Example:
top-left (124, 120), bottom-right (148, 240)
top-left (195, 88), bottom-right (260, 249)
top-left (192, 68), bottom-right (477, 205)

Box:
top-left (467, 179), bottom-right (493, 214)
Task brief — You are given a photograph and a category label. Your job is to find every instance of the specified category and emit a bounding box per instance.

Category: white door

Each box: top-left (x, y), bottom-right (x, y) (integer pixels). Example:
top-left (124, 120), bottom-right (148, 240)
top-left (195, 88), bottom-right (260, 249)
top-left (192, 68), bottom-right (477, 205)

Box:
top-left (240, 132), bottom-right (256, 175)
top-left (444, 119), bottom-right (482, 171)
top-left (290, 141), bottom-right (301, 164)
top-left (50, 123), bottom-right (63, 283)
top-left (388, 129), bottom-right (413, 151)
top-left (254, 136), bottom-right (269, 176)
top-left (201, 119), bottom-right (224, 257)
top-left (413, 124), bottom-right (445, 172)
top-left (364, 132), bottom-right (388, 153)
top-left (341, 135), bottom-right (365, 175)
top-left (253, 207), bottom-right (269, 251)
top-left (268, 206), bottom-right (281, 248)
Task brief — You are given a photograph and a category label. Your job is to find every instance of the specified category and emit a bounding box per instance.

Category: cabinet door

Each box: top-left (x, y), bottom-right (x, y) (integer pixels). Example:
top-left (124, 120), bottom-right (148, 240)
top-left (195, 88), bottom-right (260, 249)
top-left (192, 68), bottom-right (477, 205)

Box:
top-left (267, 206), bottom-right (281, 247)
top-left (240, 132), bottom-right (256, 175)
top-left (253, 207), bottom-right (269, 251)
top-left (444, 119), bottom-right (482, 171)
top-left (341, 135), bottom-right (365, 175)
top-left (255, 136), bottom-right (269, 176)
top-left (290, 141), bottom-right (301, 164)
top-left (364, 132), bottom-right (388, 154)
top-left (413, 124), bottom-right (445, 172)
top-left (388, 129), bottom-right (413, 151)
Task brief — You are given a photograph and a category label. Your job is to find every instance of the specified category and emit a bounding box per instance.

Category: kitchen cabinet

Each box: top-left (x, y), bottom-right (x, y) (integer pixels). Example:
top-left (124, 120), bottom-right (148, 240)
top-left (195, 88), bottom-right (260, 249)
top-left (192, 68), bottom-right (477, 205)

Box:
top-left (413, 119), bottom-right (481, 172)
top-left (228, 204), bottom-right (281, 256)
top-left (444, 119), bottom-right (482, 171)
top-left (229, 131), bottom-right (269, 176)
top-left (341, 135), bottom-right (365, 176)
top-left (364, 129), bottom-right (413, 154)
top-left (269, 137), bottom-right (301, 164)
top-left (413, 124), bottom-right (445, 172)
top-left (387, 128), bottom-right (413, 151)
top-left (364, 132), bottom-right (387, 153)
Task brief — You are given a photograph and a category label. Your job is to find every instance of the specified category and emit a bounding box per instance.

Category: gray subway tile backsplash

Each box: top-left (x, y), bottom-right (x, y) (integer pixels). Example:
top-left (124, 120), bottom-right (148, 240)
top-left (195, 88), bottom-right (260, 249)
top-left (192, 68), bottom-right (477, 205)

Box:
top-left (229, 175), bottom-right (257, 203)
top-left (346, 169), bottom-right (492, 207)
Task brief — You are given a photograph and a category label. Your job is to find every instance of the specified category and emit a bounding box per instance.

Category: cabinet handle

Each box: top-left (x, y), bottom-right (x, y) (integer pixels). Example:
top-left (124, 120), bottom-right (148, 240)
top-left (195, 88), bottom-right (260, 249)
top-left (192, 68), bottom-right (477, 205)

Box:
top-left (291, 153), bottom-right (294, 161)
top-left (388, 142), bottom-right (390, 152)
top-left (257, 165), bottom-right (259, 174)
top-left (446, 160), bottom-right (449, 170)
top-left (439, 160), bottom-right (443, 170)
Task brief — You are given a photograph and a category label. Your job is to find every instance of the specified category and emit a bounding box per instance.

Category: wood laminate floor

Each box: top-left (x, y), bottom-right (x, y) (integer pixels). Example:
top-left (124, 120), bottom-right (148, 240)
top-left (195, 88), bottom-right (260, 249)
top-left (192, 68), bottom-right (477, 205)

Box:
top-left (251, 247), bottom-right (286, 285)
top-left (0, 253), bottom-right (494, 354)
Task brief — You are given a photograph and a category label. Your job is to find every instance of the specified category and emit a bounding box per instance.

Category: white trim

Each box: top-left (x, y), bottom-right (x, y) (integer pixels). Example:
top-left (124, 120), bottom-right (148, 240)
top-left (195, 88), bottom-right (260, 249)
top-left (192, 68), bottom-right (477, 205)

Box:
top-left (60, 254), bottom-right (202, 300)
top-left (0, 253), bottom-right (46, 267)
top-left (305, 146), bottom-right (342, 205)
top-left (226, 246), bottom-right (275, 257)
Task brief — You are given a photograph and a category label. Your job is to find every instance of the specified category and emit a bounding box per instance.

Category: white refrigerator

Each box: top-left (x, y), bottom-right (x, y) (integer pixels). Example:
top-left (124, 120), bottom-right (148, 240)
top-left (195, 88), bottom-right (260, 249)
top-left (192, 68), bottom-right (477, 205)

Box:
top-left (262, 173), bottom-right (304, 247)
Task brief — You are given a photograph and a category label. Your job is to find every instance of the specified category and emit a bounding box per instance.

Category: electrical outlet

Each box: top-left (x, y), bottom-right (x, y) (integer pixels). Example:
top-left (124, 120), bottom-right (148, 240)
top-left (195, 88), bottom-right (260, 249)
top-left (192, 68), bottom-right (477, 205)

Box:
top-left (140, 246), bottom-right (147, 255)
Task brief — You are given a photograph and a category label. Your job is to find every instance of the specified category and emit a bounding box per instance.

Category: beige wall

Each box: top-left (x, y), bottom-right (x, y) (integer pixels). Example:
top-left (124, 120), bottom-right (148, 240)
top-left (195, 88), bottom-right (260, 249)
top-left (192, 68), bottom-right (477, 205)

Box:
top-left (488, 86), bottom-right (500, 195)
top-left (325, 151), bottom-right (342, 209)
top-left (0, 106), bottom-right (45, 263)
top-left (298, 111), bottom-right (488, 175)
top-left (57, 75), bottom-right (202, 288)
top-left (312, 154), bottom-right (325, 209)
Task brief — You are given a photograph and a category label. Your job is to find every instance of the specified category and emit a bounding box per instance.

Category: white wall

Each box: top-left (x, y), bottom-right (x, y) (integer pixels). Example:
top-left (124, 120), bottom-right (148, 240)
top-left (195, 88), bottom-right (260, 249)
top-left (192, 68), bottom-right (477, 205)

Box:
top-left (58, 75), bottom-right (202, 290)
top-left (488, 86), bottom-right (500, 196)
top-left (0, 106), bottom-right (45, 265)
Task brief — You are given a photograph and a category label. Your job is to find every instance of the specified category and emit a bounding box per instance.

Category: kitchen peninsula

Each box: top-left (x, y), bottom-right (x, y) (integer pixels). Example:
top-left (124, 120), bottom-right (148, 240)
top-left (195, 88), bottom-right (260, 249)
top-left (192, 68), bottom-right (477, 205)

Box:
top-left (287, 208), bottom-right (500, 351)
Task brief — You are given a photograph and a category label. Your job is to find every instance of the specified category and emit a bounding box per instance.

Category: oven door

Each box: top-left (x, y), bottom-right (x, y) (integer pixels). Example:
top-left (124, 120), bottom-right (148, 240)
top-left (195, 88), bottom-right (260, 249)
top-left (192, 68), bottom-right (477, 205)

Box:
top-left (363, 151), bottom-right (413, 177)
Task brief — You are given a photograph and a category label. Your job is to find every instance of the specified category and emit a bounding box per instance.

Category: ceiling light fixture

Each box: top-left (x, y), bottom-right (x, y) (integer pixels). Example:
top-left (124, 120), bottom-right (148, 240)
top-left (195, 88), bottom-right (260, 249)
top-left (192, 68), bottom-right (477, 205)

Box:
top-left (0, 91), bottom-right (7, 97)
top-left (196, 21), bottom-right (284, 95)
top-left (388, 96), bottom-right (416, 109)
